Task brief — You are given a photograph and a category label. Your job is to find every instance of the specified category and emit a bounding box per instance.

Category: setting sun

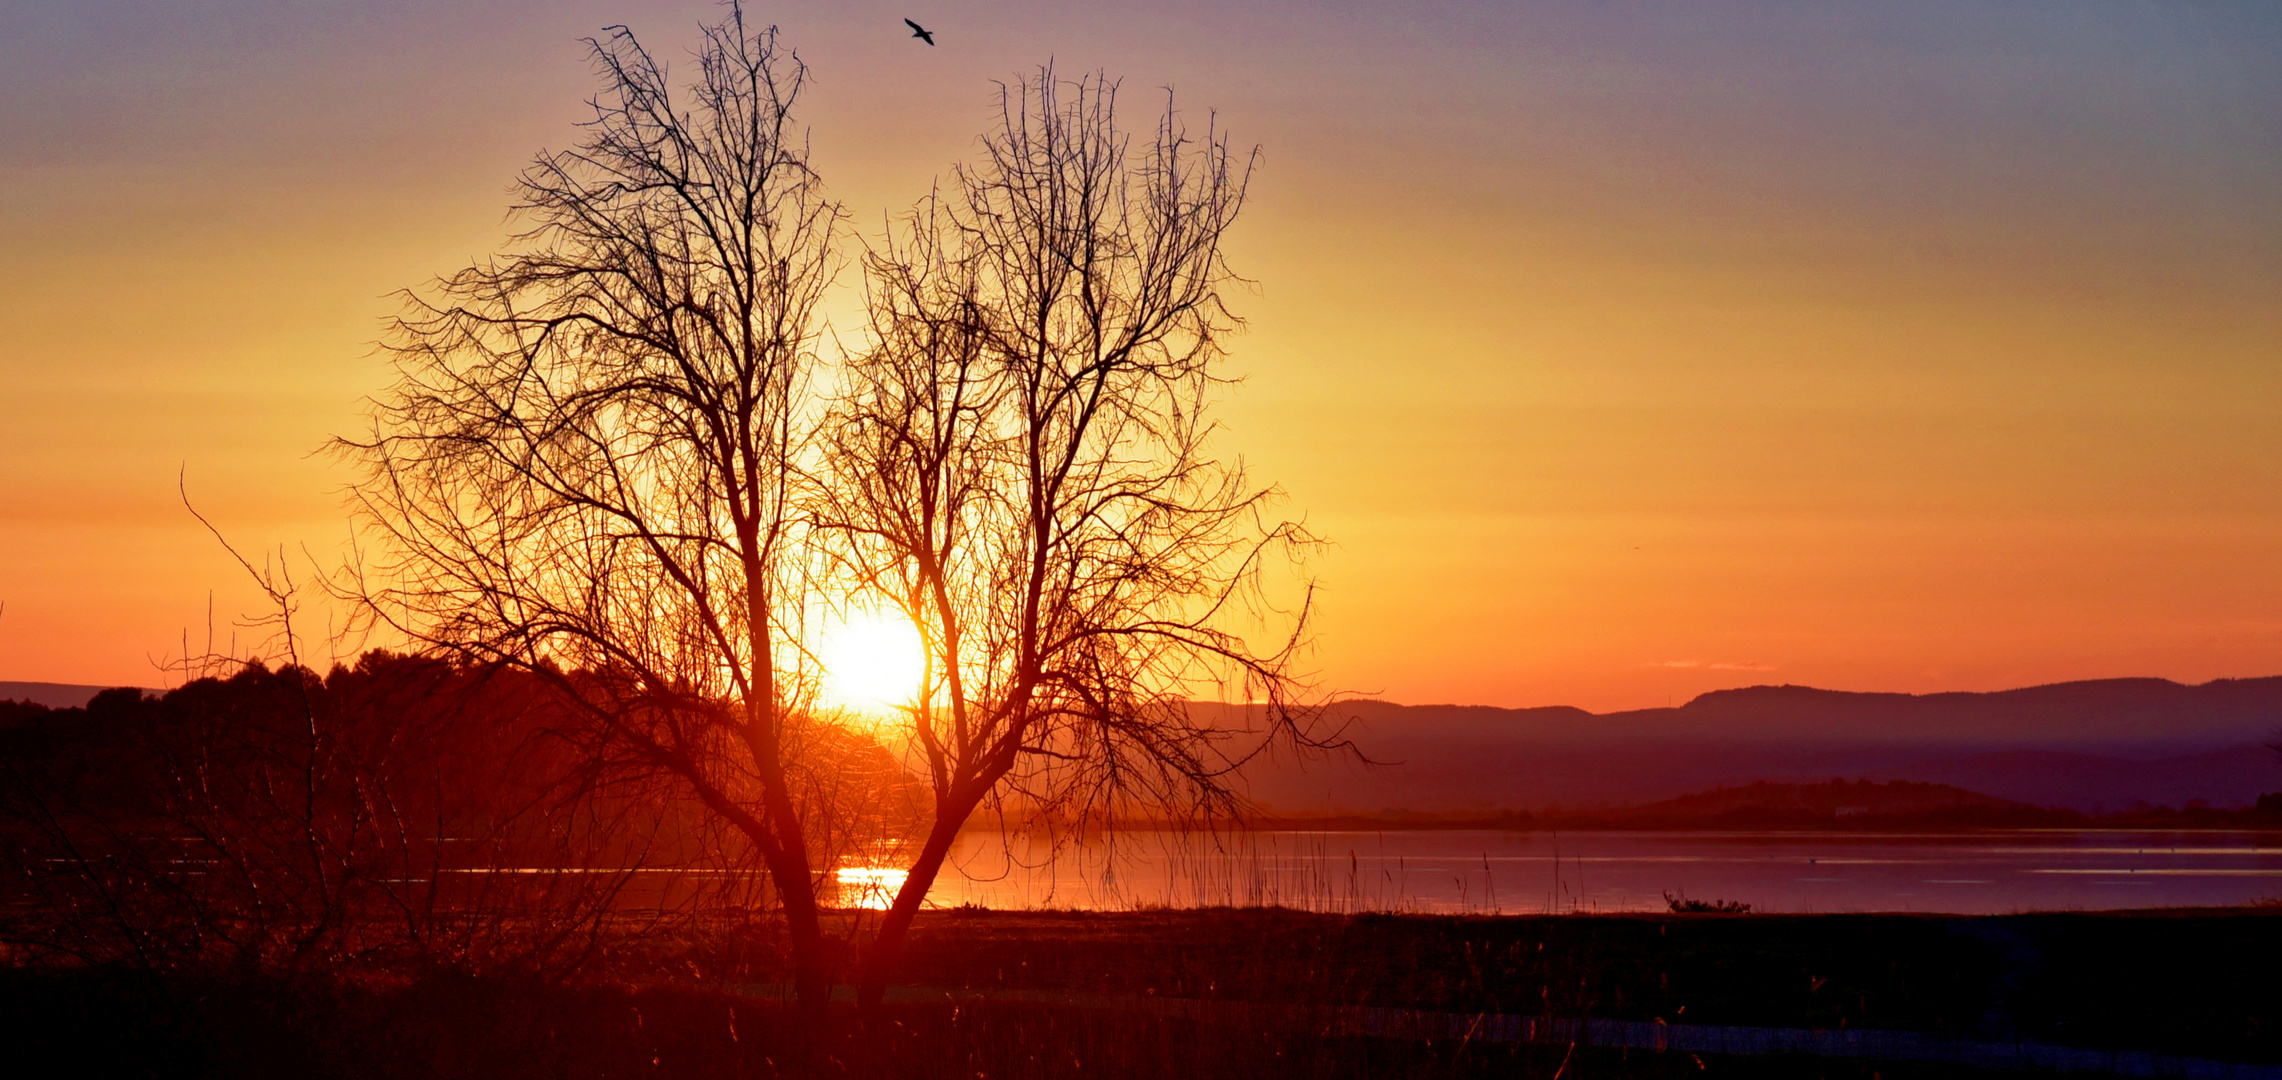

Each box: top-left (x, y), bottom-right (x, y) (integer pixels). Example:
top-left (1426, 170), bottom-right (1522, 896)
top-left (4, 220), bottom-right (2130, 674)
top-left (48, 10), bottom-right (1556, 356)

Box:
top-left (815, 608), bottom-right (926, 715)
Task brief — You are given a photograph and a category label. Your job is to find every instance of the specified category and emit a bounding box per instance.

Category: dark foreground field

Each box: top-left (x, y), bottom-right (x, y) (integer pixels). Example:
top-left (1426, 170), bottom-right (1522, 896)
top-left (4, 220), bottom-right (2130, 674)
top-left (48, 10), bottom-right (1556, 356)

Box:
top-left (7, 906), bottom-right (2275, 1079)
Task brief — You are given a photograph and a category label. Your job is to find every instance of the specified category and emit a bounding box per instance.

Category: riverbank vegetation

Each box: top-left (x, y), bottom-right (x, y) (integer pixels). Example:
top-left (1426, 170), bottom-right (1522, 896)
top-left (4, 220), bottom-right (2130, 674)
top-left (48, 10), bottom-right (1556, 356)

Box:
top-left (1, 905), bottom-right (2272, 1077)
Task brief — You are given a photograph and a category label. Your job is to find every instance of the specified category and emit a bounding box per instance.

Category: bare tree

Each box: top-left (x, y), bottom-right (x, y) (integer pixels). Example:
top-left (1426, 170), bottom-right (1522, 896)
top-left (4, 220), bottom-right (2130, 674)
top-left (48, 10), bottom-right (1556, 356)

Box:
top-left (341, 7), bottom-right (1327, 1013)
top-left (339, 4), bottom-right (853, 1011)
top-left (829, 69), bottom-right (1327, 1009)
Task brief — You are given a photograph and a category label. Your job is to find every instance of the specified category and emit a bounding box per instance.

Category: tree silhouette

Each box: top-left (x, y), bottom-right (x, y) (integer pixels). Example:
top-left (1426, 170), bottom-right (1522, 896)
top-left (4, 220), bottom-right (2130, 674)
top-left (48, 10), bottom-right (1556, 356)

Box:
top-left (343, 6), bottom-right (1329, 1013)
top-left (341, 4), bottom-right (852, 1012)
top-left (831, 69), bottom-right (1328, 1009)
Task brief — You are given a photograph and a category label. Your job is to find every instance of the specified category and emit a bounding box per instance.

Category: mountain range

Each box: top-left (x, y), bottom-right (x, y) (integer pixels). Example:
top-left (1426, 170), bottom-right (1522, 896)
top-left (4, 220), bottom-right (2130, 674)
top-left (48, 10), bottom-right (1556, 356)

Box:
top-left (1239, 677), bottom-right (2282, 815)
top-left (13, 675), bottom-right (2282, 814)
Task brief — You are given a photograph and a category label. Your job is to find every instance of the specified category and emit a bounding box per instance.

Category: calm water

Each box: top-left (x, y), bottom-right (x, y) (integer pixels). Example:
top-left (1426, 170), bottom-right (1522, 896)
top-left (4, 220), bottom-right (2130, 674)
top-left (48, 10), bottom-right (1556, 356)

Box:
top-left (887, 829), bottom-right (2282, 915)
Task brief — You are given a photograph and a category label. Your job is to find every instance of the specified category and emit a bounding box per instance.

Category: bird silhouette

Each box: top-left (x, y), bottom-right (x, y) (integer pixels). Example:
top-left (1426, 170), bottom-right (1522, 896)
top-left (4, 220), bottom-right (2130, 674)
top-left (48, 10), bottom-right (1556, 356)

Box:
top-left (904, 18), bottom-right (935, 46)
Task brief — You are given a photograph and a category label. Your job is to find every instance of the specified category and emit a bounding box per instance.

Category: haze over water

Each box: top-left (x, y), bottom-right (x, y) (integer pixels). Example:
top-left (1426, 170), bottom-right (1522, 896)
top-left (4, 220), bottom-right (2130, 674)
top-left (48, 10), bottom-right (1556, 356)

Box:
top-left (902, 829), bottom-right (2282, 915)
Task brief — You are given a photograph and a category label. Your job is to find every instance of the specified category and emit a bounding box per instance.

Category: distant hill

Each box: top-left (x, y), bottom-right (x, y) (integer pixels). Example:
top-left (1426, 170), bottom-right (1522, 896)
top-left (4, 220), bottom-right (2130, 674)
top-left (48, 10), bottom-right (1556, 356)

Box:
top-left (1657, 677), bottom-right (2282, 746)
top-left (1634, 777), bottom-right (2019, 819)
top-left (0, 682), bottom-right (148, 710)
top-left (1864, 743), bottom-right (2282, 814)
top-left (1236, 676), bottom-right (2282, 816)
top-left (1358, 675), bottom-right (2282, 748)
top-left (1587, 779), bottom-right (2074, 830)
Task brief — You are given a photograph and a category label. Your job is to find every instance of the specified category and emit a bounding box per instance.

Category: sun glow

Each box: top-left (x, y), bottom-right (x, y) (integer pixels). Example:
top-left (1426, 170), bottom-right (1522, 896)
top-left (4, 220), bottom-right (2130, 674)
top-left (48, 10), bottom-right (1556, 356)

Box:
top-left (815, 608), bottom-right (926, 716)
top-left (835, 865), bottom-right (910, 910)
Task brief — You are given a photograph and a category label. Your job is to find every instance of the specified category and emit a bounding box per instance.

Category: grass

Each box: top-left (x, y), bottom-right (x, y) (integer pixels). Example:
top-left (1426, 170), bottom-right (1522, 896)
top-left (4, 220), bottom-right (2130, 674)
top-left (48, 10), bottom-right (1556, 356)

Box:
top-left (4, 906), bottom-right (2275, 1077)
top-left (0, 970), bottom-right (2055, 1079)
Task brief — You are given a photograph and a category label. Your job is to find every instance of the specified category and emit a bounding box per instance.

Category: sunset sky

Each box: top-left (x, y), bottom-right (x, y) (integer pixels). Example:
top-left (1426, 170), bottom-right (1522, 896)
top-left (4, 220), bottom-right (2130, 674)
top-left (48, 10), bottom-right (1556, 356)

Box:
top-left (3, 1), bottom-right (2278, 711)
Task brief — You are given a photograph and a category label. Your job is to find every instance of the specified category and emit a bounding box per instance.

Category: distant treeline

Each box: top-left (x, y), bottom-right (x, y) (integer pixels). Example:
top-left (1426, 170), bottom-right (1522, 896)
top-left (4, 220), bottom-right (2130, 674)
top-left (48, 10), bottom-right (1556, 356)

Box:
top-left (0, 654), bottom-right (912, 979)
top-left (1265, 778), bottom-right (2282, 832)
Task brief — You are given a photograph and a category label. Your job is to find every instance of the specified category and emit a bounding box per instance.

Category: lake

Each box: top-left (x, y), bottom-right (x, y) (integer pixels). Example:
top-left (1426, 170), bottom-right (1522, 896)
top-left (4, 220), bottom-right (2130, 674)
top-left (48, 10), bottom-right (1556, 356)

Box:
top-left (865, 828), bottom-right (2282, 915)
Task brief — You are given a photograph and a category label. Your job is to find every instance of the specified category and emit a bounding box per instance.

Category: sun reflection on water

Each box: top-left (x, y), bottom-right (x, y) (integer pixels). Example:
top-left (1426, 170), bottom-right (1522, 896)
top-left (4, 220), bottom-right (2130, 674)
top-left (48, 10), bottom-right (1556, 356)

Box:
top-left (836, 865), bottom-right (909, 909)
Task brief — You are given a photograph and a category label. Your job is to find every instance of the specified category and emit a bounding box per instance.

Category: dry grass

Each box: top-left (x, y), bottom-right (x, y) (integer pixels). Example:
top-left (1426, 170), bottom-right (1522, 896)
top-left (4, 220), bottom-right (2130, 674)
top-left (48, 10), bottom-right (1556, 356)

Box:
top-left (4, 905), bottom-right (2275, 1077)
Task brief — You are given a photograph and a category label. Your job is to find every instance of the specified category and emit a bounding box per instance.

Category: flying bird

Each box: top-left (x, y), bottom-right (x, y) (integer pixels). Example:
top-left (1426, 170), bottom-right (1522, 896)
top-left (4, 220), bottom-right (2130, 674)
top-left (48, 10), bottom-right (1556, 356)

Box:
top-left (904, 18), bottom-right (936, 46)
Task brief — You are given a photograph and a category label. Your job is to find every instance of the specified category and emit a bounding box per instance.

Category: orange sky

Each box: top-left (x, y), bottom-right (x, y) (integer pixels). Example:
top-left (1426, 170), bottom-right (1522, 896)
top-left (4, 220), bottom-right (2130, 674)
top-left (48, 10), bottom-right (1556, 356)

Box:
top-left (3, 1), bottom-right (2279, 710)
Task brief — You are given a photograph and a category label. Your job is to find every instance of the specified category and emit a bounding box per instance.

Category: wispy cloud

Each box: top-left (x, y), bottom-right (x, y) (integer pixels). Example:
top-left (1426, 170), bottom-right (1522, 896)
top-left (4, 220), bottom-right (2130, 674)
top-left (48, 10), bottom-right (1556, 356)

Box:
top-left (1649, 659), bottom-right (1779, 672)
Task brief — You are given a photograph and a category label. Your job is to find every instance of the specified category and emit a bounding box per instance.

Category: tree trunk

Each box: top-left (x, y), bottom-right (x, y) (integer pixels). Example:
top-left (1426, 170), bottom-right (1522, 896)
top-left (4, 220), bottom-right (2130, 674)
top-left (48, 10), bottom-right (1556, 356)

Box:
top-left (855, 788), bottom-right (983, 1015)
top-left (779, 864), bottom-right (832, 1018)
top-left (702, 778), bottom-right (832, 1018)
